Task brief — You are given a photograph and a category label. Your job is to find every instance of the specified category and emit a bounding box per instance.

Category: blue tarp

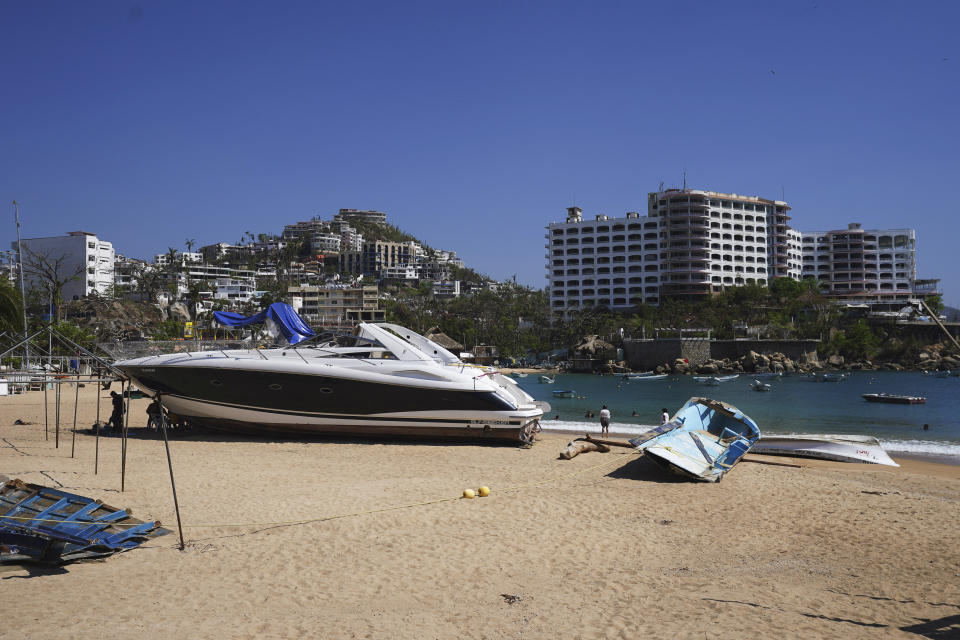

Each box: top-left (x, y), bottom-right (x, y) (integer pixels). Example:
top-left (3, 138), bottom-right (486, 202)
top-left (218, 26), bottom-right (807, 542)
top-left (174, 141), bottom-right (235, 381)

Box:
top-left (213, 303), bottom-right (316, 345)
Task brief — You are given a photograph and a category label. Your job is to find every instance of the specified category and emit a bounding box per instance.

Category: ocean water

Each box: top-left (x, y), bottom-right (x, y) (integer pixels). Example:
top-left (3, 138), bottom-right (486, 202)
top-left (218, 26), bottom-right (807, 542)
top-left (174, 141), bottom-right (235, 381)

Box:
top-left (516, 371), bottom-right (960, 460)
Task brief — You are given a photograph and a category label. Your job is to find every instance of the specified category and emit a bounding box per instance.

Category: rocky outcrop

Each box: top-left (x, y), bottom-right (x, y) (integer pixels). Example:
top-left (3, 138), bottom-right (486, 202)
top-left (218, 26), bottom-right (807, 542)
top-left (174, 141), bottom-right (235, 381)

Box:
top-left (63, 298), bottom-right (164, 341)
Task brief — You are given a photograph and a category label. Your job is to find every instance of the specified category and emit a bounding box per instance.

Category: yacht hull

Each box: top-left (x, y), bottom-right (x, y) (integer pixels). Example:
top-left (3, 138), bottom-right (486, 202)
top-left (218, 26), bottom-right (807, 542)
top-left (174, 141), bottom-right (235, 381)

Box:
top-left (118, 362), bottom-right (544, 444)
top-left (155, 393), bottom-right (542, 442)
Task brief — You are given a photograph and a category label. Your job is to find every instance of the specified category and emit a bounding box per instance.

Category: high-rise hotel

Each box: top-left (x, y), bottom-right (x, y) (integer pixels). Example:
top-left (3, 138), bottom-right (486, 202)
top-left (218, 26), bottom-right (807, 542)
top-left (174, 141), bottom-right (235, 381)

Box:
top-left (799, 223), bottom-right (939, 304)
top-left (545, 188), bottom-right (801, 312)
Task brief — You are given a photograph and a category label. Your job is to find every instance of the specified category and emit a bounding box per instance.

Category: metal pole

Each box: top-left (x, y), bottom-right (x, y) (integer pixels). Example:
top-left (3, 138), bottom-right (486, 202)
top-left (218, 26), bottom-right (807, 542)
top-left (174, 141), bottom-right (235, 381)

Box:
top-left (158, 395), bottom-right (186, 551)
top-left (55, 378), bottom-right (61, 448)
top-left (43, 371), bottom-right (49, 441)
top-left (94, 376), bottom-right (101, 475)
top-left (70, 373), bottom-right (80, 458)
top-left (121, 380), bottom-right (128, 491)
top-left (12, 201), bottom-right (29, 367)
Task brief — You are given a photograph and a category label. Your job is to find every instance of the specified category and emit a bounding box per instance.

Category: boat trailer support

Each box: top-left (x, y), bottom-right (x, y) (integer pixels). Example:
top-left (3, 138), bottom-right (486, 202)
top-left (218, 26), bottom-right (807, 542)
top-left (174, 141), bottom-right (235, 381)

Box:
top-left (157, 394), bottom-right (186, 551)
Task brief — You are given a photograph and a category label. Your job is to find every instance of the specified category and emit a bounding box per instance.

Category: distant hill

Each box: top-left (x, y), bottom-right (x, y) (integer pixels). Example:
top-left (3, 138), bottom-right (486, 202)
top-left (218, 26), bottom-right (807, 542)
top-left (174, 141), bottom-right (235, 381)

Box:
top-left (945, 305), bottom-right (960, 322)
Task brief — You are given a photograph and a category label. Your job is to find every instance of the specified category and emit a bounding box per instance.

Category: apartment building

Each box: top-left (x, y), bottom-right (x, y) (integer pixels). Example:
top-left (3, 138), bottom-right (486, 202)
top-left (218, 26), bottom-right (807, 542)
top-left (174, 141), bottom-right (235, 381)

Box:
top-left (288, 284), bottom-right (384, 329)
top-left (14, 231), bottom-right (115, 300)
top-left (113, 254), bottom-right (146, 291)
top-left (340, 240), bottom-right (419, 277)
top-left (546, 189), bottom-right (798, 312)
top-left (154, 251), bottom-right (203, 266)
top-left (546, 207), bottom-right (661, 313)
top-left (648, 189), bottom-right (796, 297)
top-left (799, 223), bottom-right (937, 302)
top-left (310, 232), bottom-right (342, 254)
top-left (333, 208), bottom-right (387, 225)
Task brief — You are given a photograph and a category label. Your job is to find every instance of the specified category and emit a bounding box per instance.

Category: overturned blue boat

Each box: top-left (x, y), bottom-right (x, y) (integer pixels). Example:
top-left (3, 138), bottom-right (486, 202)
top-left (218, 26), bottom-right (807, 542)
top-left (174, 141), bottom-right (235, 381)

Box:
top-left (629, 397), bottom-right (760, 482)
top-left (0, 478), bottom-right (169, 565)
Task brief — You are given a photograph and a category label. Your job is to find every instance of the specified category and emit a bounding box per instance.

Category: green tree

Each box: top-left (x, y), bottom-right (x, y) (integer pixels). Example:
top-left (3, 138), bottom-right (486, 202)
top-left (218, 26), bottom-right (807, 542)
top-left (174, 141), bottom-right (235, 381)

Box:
top-left (21, 247), bottom-right (84, 322)
top-left (0, 278), bottom-right (23, 333)
top-left (924, 294), bottom-right (944, 316)
top-left (836, 320), bottom-right (880, 361)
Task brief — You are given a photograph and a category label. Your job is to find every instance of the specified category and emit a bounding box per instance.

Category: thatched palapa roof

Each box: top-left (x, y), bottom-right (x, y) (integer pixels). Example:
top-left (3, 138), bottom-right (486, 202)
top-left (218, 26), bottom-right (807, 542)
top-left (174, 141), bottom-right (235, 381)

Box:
top-left (574, 335), bottom-right (615, 356)
top-left (425, 328), bottom-right (464, 351)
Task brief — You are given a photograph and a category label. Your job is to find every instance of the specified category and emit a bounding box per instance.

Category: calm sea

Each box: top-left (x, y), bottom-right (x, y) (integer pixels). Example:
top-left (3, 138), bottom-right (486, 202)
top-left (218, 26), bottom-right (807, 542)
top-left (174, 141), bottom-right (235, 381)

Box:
top-left (517, 371), bottom-right (960, 460)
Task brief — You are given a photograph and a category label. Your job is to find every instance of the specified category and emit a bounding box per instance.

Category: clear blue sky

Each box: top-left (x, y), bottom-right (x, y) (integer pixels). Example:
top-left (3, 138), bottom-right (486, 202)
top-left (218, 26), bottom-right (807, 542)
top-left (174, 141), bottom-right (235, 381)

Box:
top-left (2, 1), bottom-right (957, 306)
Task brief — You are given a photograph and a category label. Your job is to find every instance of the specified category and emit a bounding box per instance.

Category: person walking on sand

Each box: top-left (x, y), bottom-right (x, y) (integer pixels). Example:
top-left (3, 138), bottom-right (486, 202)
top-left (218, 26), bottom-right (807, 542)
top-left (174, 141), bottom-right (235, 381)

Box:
top-left (660, 408), bottom-right (669, 425)
top-left (599, 405), bottom-right (611, 435)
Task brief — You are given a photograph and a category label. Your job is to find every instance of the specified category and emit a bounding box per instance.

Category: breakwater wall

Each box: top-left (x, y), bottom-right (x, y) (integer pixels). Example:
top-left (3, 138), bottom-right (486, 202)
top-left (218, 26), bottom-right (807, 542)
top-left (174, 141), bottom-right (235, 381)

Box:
top-left (623, 339), bottom-right (820, 371)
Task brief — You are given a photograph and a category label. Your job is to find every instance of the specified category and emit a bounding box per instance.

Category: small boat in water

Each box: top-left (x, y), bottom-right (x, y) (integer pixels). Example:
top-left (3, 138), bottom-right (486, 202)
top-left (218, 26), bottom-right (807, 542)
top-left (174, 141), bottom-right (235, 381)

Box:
top-left (628, 397), bottom-right (760, 482)
top-left (862, 393), bottom-right (926, 404)
top-left (629, 373), bottom-right (668, 381)
top-left (615, 371), bottom-right (653, 379)
top-left (751, 435), bottom-right (899, 466)
top-left (552, 389), bottom-right (576, 398)
top-left (821, 373), bottom-right (847, 382)
top-left (801, 372), bottom-right (848, 382)
top-left (694, 374), bottom-right (738, 386)
top-left (539, 375), bottom-right (555, 384)
top-left (750, 380), bottom-right (772, 392)
top-left (511, 372), bottom-right (528, 378)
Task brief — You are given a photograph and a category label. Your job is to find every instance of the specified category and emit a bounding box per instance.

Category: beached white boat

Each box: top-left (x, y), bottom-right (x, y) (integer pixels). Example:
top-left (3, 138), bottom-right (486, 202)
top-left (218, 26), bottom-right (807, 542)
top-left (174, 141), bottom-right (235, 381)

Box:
top-left (751, 434), bottom-right (899, 466)
top-left (115, 312), bottom-right (547, 444)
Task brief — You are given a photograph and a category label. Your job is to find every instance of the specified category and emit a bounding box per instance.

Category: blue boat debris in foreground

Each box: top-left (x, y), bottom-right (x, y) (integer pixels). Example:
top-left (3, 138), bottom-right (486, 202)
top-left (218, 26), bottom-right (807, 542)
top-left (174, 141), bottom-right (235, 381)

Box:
top-left (629, 397), bottom-right (761, 482)
top-left (0, 477), bottom-right (169, 565)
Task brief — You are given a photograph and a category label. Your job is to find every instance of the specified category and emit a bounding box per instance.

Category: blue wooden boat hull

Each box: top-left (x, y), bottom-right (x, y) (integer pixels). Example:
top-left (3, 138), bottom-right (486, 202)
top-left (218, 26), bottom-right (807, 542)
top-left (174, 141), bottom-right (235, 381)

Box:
top-left (629, 397), bottom-right (760, 482)
top-left (0, 479), bottom-right (169, 565)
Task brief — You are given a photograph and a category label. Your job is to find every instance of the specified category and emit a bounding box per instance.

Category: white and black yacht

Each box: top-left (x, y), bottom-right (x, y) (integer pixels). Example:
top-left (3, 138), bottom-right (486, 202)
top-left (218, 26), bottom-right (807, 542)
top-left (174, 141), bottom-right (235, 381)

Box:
top-left (114, 323), bottom-right (547, 444)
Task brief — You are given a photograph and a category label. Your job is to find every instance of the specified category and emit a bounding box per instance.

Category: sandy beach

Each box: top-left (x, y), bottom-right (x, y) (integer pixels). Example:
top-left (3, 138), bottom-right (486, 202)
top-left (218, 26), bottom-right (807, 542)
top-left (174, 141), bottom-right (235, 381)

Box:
top-left (2, 388), bottom-right (959, 639)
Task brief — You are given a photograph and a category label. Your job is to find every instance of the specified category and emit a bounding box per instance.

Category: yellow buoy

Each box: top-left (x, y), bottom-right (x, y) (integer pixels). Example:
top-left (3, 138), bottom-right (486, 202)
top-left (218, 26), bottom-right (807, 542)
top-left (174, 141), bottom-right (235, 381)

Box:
top-left (477, 486), bottom-right (490, 497)
top-left (463, 489), bottom-right (476, 499)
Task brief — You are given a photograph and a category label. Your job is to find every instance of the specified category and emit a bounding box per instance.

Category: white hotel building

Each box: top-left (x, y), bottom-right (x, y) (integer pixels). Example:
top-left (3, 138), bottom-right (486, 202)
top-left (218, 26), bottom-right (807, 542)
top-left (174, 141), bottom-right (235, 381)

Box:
top-left (15, 231), bottom-right (115, 301)
top-left (546, 189), bottom-right (799, 312)
top-left (799, 223), bottom-right (938, 303)
top-left (546, 207), bottom-right (661, 312)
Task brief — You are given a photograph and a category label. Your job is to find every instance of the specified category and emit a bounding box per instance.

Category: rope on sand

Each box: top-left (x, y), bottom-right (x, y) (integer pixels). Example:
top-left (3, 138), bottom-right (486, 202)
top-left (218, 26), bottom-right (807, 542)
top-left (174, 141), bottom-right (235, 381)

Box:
top-left (0, 450), bottom-right (639, 531)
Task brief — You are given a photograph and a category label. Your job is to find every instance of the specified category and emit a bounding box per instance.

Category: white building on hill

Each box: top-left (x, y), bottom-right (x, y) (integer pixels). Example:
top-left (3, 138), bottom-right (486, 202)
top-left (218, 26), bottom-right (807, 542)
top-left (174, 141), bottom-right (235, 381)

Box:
top-left (14, 231), bottom-right (114, 301)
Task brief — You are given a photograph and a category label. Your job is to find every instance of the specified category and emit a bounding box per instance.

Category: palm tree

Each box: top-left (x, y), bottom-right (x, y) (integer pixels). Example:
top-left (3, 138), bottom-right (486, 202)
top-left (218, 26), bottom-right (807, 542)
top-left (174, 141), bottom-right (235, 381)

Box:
top-left (0, 278), bottom-right (23, 333)
top-left (185, 238), bottom-right (196, 254)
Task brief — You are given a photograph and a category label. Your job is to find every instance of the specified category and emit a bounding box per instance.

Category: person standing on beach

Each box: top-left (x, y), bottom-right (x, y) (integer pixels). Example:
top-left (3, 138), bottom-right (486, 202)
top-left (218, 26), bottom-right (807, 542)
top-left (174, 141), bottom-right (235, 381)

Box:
top-left (599, 405), bottom-right (611, 435)
top-left (109, 391), bottom-right (125, 432)
top-left (660, 408), bottom-right (669, 425)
